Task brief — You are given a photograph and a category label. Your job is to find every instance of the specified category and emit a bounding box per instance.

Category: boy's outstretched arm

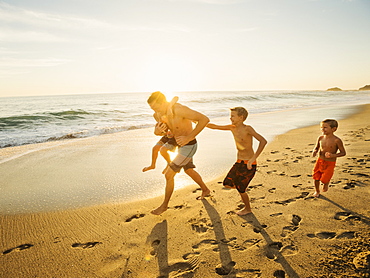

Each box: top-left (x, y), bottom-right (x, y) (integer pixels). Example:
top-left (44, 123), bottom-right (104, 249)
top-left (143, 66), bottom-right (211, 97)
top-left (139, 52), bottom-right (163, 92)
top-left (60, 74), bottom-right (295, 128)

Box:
top-left (246, 126), bottom-right (267, 169)
top-left (207, 123), bottom-right (232, 130)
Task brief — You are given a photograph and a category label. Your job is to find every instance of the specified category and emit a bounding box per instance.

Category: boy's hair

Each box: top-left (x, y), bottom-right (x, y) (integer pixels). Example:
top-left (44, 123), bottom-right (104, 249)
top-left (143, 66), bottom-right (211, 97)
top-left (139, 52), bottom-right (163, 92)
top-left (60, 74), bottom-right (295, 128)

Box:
top-left (230, 107), bottom-right (248, 121)
top-left (147, 91), bottom-right (167, 104)
top-left (322, 119), bottom-right (338, 129)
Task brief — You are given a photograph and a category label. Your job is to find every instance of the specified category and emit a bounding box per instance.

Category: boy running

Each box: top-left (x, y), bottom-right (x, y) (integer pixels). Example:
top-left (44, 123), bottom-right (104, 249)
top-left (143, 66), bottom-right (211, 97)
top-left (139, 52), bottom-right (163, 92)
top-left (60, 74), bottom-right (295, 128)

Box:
top-left (143, 97), bottom-right (179, 173)
top-left (207, 107), bottom-right (267, 215)
top-left (312, 119), bottom-right (346, 197)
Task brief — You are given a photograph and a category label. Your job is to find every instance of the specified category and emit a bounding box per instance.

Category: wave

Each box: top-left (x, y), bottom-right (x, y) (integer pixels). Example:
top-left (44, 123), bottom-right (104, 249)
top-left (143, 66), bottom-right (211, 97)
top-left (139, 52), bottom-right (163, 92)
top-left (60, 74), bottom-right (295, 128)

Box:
top-left (0, 109), bottom-right (103, 129)
top-left (0, 123), bottom-right (153, 148)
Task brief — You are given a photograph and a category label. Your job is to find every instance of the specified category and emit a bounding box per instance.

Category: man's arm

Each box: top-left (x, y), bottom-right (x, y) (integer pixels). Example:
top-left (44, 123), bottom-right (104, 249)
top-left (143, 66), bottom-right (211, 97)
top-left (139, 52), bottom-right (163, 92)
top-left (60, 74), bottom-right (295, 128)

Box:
top-left (175, 105), bottom-right (209, 146)
top-left (246, 126), bottom-right (267, 169)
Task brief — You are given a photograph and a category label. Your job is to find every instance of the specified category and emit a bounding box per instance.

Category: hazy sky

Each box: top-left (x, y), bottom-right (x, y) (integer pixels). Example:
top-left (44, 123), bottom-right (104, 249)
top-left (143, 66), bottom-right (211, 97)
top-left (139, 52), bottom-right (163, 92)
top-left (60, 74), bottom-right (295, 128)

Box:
top-left (1, 0), bottom-right (369, 97)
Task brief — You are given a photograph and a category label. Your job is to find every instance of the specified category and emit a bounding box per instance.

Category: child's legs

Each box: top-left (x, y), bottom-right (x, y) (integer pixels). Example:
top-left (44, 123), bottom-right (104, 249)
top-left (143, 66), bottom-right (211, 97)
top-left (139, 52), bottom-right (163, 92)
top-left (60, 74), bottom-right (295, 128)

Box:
top-left (314, 180), bottom-right (321, 193)
top-left (151, 144), bottom-right (163, 166)
top-left (321, 164), bottom-right (335, 192)
top-left (238, 191), bottom-right (252, 214)
top-left (160, 145), bottom-right (172, 164)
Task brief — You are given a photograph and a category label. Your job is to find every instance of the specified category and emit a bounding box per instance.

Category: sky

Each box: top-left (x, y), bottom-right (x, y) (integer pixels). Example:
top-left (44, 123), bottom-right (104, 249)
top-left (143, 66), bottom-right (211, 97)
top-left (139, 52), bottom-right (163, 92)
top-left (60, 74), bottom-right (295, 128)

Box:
top-left (0, 0), bottom-right (369, 97)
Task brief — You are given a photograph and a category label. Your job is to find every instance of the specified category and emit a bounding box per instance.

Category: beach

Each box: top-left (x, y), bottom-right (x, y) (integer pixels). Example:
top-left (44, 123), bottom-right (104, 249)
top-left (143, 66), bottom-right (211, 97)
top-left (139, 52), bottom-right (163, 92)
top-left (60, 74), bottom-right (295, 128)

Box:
top-left (1, 104), bottom-right (370, 277)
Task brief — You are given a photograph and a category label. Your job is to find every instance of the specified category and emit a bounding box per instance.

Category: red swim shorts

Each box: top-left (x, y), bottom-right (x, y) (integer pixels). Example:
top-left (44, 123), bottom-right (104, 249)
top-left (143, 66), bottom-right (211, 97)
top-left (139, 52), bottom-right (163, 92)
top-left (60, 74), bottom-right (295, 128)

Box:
top-left (312, 158), bottom-right (336, 184)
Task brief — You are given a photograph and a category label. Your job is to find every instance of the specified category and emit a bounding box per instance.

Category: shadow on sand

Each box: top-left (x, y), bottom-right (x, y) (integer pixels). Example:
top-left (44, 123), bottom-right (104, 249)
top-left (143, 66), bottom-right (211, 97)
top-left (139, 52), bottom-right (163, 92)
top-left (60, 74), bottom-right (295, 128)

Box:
top-left (238, 213), bottom-right (300, 278)
top-left (202, 199), bottom-right (237, 277)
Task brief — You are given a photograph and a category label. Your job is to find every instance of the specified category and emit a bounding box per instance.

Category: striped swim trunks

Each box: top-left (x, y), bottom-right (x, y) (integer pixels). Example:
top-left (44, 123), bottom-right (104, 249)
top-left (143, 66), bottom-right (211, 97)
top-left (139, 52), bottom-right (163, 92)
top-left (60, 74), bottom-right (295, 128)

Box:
top-left (169, 139), bottom-right (197, 172)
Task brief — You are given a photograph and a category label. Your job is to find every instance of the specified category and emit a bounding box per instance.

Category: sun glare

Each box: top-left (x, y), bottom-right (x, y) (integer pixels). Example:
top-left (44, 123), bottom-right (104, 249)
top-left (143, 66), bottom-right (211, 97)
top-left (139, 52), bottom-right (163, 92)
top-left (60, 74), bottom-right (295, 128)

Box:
top-left (169, 149), bottom-right (178, 161)
top-left (142, 54), bottom-right (197, 93)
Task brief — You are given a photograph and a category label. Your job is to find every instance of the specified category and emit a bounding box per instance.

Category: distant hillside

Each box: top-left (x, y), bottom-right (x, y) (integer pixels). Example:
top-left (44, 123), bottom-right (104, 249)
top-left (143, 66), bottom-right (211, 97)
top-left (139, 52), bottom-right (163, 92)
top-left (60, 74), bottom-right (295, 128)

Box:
top-left (327, 87), bottom-right (342, 91)
top-left (359, 85), bottom-right (370, 91)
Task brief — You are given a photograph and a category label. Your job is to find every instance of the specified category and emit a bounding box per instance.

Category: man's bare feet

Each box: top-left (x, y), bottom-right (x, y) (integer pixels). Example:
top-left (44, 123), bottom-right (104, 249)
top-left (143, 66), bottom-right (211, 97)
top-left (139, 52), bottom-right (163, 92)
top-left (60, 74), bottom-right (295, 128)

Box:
top-left (142, 165), bottom-right (155, 172)
top-left (196, 188), bottom-right (211, 200)
top-left (323, 184), bottom-right (329, 192)
top-left (236, 209), bottom-right (252, 216)
top-left (151, 205), bottom-right (168, 215)
top-left (312, 191), bottom-right (320, 197)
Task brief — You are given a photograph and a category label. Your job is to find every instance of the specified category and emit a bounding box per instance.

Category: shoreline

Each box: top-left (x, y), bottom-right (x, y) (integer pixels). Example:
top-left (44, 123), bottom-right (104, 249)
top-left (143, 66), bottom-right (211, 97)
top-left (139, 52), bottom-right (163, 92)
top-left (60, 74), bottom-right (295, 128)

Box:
top-left (1, 104), bottom-right (369, 277)
top-left (0, 103), bottom-right (365, 215)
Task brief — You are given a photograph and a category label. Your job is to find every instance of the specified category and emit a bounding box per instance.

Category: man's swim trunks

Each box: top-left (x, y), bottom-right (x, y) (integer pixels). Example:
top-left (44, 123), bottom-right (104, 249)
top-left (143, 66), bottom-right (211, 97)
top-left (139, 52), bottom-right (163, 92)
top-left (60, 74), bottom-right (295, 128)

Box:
top-left (169, 139), bottom-right (197, 172)
top-left (157, 136), bottom-right (177, 152)
top-left (223, 160), bottom-right (257, 193)
top-left (312, 158), bottom-right (336, 184)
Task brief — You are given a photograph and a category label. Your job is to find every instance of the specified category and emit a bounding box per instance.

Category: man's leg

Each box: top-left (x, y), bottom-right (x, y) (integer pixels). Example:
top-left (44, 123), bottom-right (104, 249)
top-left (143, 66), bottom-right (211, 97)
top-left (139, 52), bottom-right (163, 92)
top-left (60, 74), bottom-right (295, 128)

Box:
top-left (151, 168), bottom-right (177, 215)
top-left (184, 168), bottom-right (211, 199)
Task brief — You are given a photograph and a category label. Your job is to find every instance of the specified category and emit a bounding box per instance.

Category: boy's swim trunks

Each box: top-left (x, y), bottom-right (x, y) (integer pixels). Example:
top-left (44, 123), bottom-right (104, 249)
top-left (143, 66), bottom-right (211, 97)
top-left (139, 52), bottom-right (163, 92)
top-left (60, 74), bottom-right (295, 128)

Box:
top-left (312, 158), bottom-right (336, 184)
top-left (223, 160), bottom-right (257, 193)
top-left (157, 136), bottom-right (177, 152)
top-left (170, 139), bottom-right (197, 172)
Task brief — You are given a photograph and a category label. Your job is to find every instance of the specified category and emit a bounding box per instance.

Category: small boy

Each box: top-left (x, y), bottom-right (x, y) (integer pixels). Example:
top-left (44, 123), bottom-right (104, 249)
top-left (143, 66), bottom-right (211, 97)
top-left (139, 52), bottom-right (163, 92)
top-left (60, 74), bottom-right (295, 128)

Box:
top-left (207, 107), bottom-right (267, 215)
top-left (142, 96), bottom-right (179, 173)
top-left (312, 119), bottom-right (346, 197)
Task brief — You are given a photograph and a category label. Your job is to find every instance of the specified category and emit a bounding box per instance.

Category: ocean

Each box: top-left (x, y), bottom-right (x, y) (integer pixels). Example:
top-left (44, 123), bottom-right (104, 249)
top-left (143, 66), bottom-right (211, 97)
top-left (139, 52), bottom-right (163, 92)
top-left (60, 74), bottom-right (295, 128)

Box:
top-left (1, 90), bottom-right (370, 214)
top-left (1, 90), bottom-right (370, 148)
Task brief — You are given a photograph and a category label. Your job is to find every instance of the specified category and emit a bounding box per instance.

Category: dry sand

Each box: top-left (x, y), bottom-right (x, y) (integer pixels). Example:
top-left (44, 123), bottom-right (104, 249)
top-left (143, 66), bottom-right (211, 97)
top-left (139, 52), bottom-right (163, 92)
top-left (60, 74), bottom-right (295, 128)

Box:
top-left (1, 105), bottom-right (369, 278)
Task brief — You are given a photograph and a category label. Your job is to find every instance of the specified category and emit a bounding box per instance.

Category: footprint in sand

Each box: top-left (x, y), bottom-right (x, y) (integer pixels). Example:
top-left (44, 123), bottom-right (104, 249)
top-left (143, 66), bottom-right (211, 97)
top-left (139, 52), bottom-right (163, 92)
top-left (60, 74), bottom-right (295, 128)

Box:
top-left (274, 192), bottom-right (310, 206)
top-left (336, 231), bottom-right (357, 239)
top-left (125, 213), bottom-right (145, 222)
top-left (281, 226), bottom-right (299, 237)
top-left (265, 242), bottom-right (283, 260)
top-left (173, 204), bottom-right (186, 210)
top-left (270, 212), bottom-right (283, 217)
top-left (292, 214), bottom-right (302, 226)
top-left (71, 242), bottom-right (101, 249)
top-left (159, 256), bottom-right (200, 277)
top-left (182, 252), bottom-right (200, 260)
top-left (280, 243), bottom-right (299, 256)
top-left (241, 239), bottom-right (262, 249)
top-left (273, 270), bottom-right (286, 278)
top-left (2, 243), bottom-right (34, 255)
top-left (188, 217), bottom-right (213, 233)
top-left (192, 239), bottom-right (218, 250)
top-left (215, 261), bottom-right (236, 275)
top-left (150, 239), bottom-right (160, 256)
top-left (281, 215), bottom-right (301, 237)
top-left (334, 211), bottom-right (362, 221)
top-left (306, 231), bottom-right (356, 240)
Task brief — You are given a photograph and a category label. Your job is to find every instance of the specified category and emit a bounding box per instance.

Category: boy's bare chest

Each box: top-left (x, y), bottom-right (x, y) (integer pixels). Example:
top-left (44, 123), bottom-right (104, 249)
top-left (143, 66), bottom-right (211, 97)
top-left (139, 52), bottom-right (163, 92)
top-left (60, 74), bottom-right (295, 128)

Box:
top-left (320, 137), bottom-right (337, 150)
top-left (232, 129), bottom-right (251, 143)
